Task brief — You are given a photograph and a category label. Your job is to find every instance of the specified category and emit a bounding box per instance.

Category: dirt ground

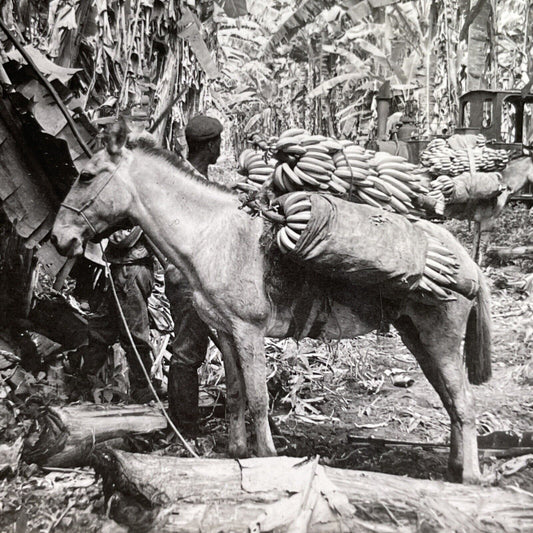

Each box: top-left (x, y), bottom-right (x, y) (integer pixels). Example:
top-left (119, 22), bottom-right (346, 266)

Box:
top-left (1, 209), bottom-right (532, 532)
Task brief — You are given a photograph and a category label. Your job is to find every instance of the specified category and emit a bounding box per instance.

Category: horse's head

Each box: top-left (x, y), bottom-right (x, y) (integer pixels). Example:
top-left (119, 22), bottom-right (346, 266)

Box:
top-left (51, 120), bottom-right (134, 257)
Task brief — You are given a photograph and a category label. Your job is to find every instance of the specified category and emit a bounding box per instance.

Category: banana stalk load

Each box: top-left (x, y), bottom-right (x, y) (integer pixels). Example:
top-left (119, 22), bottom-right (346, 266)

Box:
top-left (418, 233), bottom-right (461, 300)
top-left (273, 191), bottom-right (469, 301)
top-left (235, 148), bottom-right (276, 193)
top-left (420, 134), bottom-right (509, 177)
top-left (270, 128), bottom-right (345, 194)
top-left (275, 191), bottom-right (311, 254)
top-left (425, 175), bottom-right (453, 215)
top-left (276, 191), bottom-right (474, 301)
top-left (262, 128), bottom-right (430, 221)
top-left (364, 152), bottom-right (428, 219)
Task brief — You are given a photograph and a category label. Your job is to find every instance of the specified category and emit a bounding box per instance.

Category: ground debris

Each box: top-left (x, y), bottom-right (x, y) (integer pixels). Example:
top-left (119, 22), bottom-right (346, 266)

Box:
top-left (500, 454), bottom-right (533, 476)
top-left (0, 437), bottom-right (23, 477)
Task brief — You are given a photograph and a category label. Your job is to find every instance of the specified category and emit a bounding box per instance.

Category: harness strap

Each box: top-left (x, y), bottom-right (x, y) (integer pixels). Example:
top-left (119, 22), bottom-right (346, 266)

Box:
top-left (60, 202), bottom-right (99, 235)
top-left (60, 164), bottom-right (121, 235)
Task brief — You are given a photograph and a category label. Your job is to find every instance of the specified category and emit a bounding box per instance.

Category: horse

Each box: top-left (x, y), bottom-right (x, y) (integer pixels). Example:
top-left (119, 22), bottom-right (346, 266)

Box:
top-left (445, 154), bottom-right (533, 262)
top-left (51, 121), bottom-right (492, 483)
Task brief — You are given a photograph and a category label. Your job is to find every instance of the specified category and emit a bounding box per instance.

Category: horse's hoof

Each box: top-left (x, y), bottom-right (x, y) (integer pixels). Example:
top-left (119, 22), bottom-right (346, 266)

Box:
top-left (228, 443), bottom-right (248, 458)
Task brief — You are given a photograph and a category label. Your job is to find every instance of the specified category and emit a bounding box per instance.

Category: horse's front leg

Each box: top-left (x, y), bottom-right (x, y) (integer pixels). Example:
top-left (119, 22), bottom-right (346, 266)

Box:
top-left (217, 331), bottom-right (247, 458)
top-left (232, 323), bottom-right (276, 457)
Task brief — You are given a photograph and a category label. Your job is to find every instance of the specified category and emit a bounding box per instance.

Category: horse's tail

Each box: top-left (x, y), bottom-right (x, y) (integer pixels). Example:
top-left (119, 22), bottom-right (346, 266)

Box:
top-left (464, 266), bottom-right (492, 385)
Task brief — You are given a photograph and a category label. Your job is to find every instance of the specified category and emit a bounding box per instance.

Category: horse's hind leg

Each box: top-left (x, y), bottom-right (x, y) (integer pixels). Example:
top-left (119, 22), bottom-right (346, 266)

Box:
top-left (218, 332), bottom-right (248, 458)
top-left (394, 303), bottom-right (481, 483)
top-left (232, 323), bottom-right (276, 457)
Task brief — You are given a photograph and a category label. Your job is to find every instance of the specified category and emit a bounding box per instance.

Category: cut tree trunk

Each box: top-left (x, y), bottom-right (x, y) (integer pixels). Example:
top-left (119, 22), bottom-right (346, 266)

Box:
top-left (23, 404), bottom-right (167, 468)
top-left (486, 245), bottom-right (533, 261)
top-left (93, 451), bottom-right (533, 533)
top-left (466, 0), bottom-right (493, 90)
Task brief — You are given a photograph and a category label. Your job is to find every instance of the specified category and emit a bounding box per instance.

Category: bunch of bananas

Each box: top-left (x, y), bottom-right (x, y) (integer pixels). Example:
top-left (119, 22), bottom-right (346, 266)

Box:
top-left (424, 174), bottom-right (454, 215)
top-left (429, 175), bottom-right (455, 198)
top-left (420, 136), bottom-right (509, 177)
top-left (418, 234), bottom-right (460, 300)
top-left (276, 192), bottom-right (311, 253)
top-left (265, 128), bottom-right (430, 220)
top-left (364, 153), bottom-right (428, 218)
top-left (235, 148), bottom-right (275, 192)
top-left (271, 128), bottom-right (345, 193)
top-left (275, 192), bottom-right (461, 301)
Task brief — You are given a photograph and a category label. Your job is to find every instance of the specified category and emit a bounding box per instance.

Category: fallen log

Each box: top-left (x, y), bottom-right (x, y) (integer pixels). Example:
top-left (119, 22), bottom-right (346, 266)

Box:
top-left (93, 450), bottom-right (533, 533)
top-left (486, 245), bottom-right (533, 261)
top-left (23, 403), bottom-right (167, 468)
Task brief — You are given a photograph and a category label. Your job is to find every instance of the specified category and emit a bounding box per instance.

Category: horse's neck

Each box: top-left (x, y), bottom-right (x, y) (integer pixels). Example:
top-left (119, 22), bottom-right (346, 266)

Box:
top-left (502, 156), bottom-right (533, 193)
top-left (127, 152), bottom-right (243, 273)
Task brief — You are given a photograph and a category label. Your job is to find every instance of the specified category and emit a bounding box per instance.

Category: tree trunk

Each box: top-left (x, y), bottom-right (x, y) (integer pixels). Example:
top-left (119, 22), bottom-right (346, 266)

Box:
top-left (23, 404), bottom-right (167, 468)
top-left (486, 245), bottom-right (533, 261)
top-left (466, 0), bottom-right (493, 90)
top-left (94, 451), bottom-right (533, 533)
top-left (417, 2), bottom-right (439, 135)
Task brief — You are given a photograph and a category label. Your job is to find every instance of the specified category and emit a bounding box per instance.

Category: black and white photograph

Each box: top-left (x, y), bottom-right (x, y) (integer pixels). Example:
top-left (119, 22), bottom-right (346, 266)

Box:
top-left (0, 0), bottom-right (532, 531)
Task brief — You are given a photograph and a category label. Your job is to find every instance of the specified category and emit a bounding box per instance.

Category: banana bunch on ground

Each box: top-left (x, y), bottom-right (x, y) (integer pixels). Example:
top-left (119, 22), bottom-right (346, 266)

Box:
top-left (275, 191), bottom-right (311, 253)
top-left (420, 136), bottom-right (509, 177)
top-left (235, 148), bottom-right (275, 192)
top-left (417, 234), bottom-right (460, 300)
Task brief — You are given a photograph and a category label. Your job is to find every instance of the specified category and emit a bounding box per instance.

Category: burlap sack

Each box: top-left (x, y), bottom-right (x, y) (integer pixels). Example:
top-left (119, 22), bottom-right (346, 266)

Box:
top-left (279, 194), bottom-right (428, 296)
top-left (450, 172), bottom-right (503, 204)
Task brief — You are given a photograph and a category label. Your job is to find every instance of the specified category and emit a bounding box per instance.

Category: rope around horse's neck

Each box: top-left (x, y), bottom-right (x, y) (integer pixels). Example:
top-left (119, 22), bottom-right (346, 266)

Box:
top-left (98, 241), bottom-right (199, 458)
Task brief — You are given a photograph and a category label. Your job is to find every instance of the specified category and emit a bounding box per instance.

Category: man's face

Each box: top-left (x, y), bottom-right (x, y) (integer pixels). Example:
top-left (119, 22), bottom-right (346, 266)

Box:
top-left (209, 137), bottom-right (222, 163)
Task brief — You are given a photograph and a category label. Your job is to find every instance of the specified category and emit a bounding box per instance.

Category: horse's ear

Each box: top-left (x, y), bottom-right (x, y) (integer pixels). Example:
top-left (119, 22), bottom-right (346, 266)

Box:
top-left (106, 117), bottom-right (130, 155)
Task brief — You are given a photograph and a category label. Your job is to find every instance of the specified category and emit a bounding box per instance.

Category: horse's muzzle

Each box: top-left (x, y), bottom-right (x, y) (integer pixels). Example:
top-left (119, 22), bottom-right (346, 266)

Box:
top-left (50, 230), bottom-right (84, 257)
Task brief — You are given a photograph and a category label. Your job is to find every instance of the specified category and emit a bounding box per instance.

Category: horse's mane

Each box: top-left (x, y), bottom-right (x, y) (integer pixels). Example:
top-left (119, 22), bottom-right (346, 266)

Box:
top-left (135, 145), bottom-right (235, 194)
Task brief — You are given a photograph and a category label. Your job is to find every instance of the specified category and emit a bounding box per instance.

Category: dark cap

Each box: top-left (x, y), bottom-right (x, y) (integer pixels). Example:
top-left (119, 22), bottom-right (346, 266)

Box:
top-left (185, 115), bottom-right (223, 142)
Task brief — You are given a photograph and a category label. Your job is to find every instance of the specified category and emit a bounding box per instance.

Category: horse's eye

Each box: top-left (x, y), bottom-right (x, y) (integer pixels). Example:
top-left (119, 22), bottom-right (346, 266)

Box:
top-left (79, 171), bottom-right (94, 182)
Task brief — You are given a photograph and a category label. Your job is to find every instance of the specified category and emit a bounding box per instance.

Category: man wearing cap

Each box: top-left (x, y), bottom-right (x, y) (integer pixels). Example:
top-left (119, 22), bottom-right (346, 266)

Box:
top-left (165, 114), bottom-right (223, 435)
top-left (184, 114), bottom-right (223, 175)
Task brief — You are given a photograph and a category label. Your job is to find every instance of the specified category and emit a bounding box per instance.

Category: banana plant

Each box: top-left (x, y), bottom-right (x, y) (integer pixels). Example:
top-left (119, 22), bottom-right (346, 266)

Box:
top-left (495, 0), bottom-right (530, 89)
